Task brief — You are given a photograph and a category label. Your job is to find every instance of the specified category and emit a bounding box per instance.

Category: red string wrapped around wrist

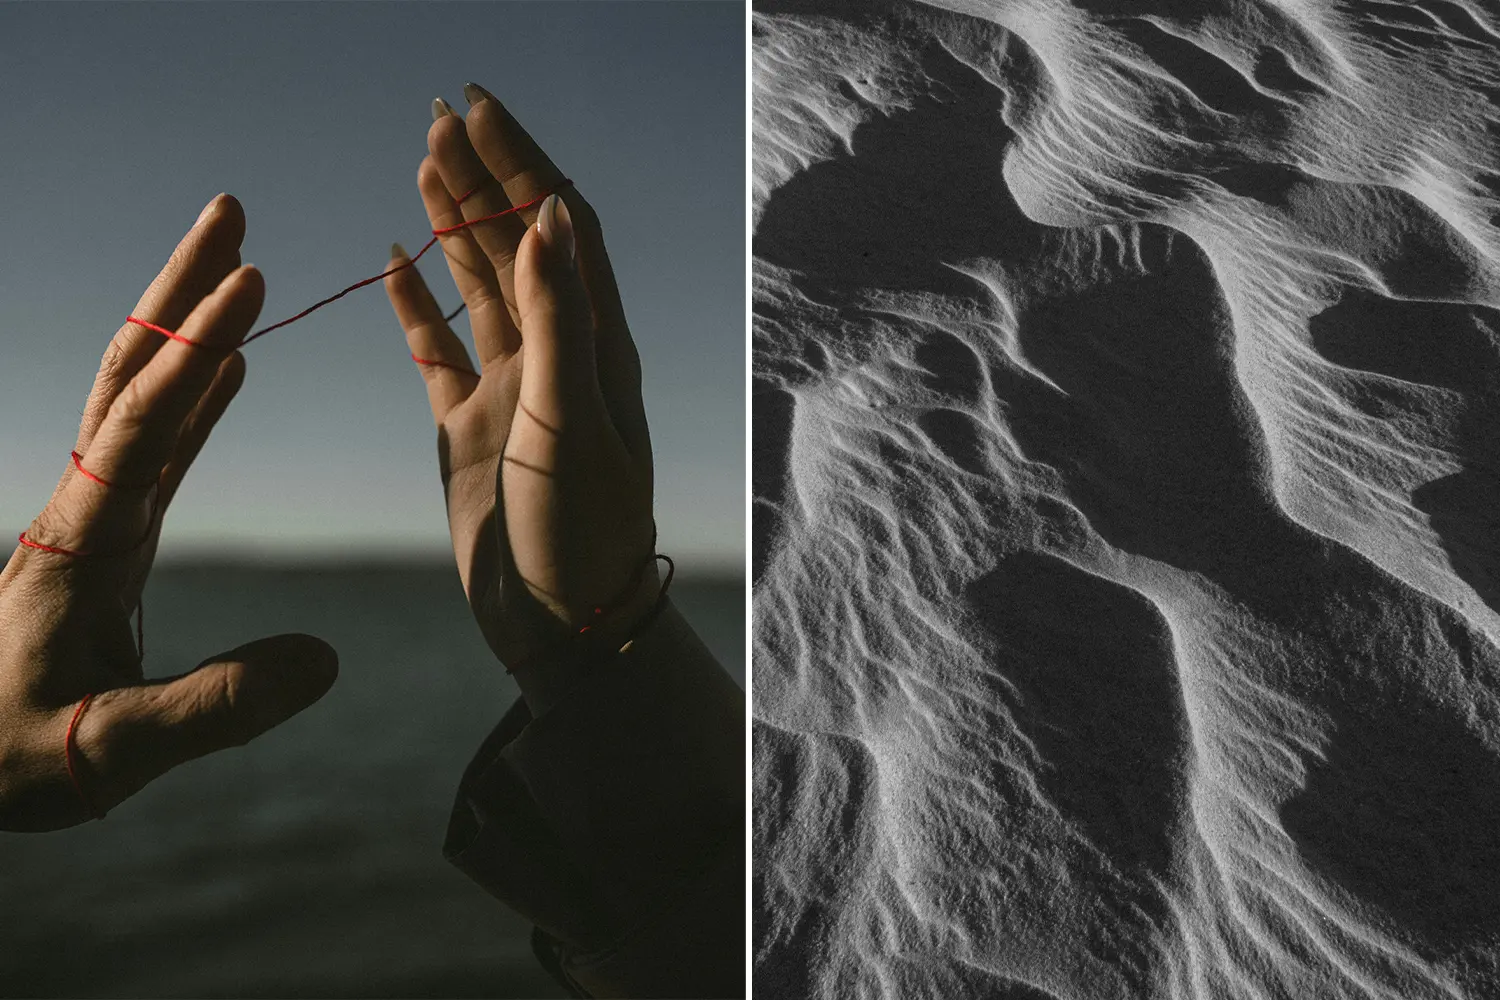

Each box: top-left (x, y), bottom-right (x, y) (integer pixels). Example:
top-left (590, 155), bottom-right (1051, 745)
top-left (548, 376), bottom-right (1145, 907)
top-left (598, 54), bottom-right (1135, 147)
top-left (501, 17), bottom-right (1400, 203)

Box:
top-left (505, 540), bottom-right (676, 676)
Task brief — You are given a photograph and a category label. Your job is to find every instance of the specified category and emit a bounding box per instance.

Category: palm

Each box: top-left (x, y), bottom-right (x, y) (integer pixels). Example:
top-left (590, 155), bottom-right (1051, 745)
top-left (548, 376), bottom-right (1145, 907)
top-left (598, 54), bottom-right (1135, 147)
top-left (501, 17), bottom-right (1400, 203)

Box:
top-left (437, 345), bottom-right (651, 666)
top-left (435, 356), bottom-right (524, 661)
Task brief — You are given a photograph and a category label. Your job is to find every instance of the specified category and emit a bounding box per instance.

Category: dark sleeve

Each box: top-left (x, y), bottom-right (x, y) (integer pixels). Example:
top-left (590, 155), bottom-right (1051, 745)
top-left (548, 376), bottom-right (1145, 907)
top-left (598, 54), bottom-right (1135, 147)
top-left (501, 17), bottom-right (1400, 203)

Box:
top-left (443, 601), bottom-right (745, 999)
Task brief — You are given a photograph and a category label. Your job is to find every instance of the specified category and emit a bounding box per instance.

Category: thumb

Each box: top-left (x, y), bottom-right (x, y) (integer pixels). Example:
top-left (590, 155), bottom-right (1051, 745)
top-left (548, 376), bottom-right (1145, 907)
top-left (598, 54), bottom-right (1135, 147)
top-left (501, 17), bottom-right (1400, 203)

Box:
top-left (515, 193), bottom-right (607, 428)
top-left (75, 633), bottom-right (338, 815)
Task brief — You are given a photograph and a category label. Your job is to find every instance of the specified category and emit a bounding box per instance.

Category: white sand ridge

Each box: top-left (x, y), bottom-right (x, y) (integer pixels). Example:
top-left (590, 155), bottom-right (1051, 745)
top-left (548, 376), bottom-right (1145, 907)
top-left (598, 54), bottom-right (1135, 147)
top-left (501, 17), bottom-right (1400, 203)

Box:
top-left (753, 1), bottom-right (1500, 997)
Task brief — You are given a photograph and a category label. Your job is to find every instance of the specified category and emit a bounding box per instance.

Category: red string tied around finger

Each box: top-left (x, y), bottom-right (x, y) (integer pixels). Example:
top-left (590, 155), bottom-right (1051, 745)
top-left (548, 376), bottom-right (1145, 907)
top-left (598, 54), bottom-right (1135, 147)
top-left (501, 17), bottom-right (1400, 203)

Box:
top-left (18, 451), bottom-right (157, 659)
top-left (65, 694), bottom-right (104, 821)
top-left (20, 179), bottom-right (584, 825)
top-left (19, 178), bottom-right (576, 663)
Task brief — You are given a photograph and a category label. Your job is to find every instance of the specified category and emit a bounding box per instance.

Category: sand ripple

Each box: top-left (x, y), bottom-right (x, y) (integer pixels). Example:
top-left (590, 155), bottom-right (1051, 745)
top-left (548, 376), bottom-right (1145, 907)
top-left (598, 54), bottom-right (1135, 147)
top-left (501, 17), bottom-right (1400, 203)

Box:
top-left (753, 2), bottom-right (1500, 996)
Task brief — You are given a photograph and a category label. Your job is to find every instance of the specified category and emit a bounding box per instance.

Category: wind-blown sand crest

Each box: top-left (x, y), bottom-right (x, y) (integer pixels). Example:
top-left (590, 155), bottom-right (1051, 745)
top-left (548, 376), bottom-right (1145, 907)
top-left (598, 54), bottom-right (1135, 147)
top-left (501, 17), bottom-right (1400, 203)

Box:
top-left (753, 2), bottom-right (1500, 996)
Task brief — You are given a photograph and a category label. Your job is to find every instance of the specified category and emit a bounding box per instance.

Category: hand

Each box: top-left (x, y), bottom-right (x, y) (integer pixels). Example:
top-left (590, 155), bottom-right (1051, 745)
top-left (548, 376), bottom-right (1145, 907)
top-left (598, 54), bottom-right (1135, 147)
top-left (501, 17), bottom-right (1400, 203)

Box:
top-left (0, 195), bottom-right (338, 831)
top-left (384, 84), bottom-right (656, 713)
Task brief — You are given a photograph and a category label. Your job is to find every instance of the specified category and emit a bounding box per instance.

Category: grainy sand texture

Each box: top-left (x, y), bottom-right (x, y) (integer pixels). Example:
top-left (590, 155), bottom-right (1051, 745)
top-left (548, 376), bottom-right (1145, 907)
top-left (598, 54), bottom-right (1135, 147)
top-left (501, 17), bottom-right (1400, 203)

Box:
top-left (751, 2), bottom-right (1500, 997)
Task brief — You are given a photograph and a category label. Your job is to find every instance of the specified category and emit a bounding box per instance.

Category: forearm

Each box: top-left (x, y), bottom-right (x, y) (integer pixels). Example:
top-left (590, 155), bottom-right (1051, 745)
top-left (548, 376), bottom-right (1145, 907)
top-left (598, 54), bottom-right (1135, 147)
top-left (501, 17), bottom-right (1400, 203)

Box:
top-left (445, 600), bottom-right (745, 998)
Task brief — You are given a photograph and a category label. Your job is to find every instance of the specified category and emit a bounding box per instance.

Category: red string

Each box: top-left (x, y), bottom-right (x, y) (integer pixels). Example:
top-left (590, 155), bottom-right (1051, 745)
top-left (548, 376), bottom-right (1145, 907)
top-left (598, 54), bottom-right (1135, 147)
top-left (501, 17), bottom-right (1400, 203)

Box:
top-left (69, 450), bottom-right (113, 487)
top-left (20, 179), bottom-right (576, 819)
top-left (19, 180), bottom-right (572, 660)
top-left (234, 183), bottom-right (566, 347)
top-left (122, 317), bottom-right (201, 349)
top-left (15, 533), bottom-right (85, 558)
top-left (20, 450), bottom-right (154, 657)
top-left (577, 553), bottom-right (675, 635)
top-left (123, 180), bottom-right (570, 351)
top-left (65, 694), bottom-right (102, 820)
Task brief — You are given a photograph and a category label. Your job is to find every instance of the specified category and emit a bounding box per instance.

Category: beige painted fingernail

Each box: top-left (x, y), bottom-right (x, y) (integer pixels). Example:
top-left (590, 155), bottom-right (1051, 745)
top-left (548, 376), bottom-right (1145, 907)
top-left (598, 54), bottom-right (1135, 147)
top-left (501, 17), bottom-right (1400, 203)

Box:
top-left (391, 242), bottom-right (408, 261)
top-left (432, 97), bottom-right (458, 122)
top-left (463, 81), bottom-right (496, 107)
top-left (536, 194), bottom-right (575, 266)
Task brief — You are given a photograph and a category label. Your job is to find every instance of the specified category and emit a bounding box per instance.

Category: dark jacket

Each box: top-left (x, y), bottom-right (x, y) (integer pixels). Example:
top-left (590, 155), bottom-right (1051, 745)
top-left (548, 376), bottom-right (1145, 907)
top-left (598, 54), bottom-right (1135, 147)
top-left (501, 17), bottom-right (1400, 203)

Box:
top-left (443, 603), bottom-right (745, 999)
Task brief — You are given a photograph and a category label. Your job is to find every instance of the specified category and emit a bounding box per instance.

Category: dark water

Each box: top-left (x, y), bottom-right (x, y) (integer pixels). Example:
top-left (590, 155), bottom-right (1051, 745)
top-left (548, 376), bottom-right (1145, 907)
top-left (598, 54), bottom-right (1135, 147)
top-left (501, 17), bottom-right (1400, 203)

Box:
top-left (0, 565), bottom-right (743, 999)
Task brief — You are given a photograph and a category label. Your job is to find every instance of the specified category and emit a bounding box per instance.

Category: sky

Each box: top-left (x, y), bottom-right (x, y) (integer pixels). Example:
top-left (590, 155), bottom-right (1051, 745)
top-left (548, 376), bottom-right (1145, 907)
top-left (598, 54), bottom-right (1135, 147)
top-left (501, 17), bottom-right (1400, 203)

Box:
top-left (0, 1), bottom-right (744, 571)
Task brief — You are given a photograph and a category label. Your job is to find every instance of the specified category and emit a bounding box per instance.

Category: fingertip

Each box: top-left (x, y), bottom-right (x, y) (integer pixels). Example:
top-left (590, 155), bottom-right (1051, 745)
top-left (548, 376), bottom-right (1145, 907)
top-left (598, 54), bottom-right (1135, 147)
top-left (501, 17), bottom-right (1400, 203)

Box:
top-left (288, 632), bottom-right (340, 693)
top-left (384, 249), bottom-right (427, 297)
top-left (536, 194), bottom-right (575, 265)
top-left (196, 193), bottom-right (246, 247)
top-left (514, 220), bottom-right (592, 354)
top-left (515, 207), bottom-right (577, 303)
top-left (225, 263), bottom-right (266, 300)
top-left (236, 632), bottom-right (340, 706)
top-left (194, 266), bottom-right (264, 348)
top-left (428, 111), bottom-right (469, 158)
top-left (220, 349), bottom-right (248, 388)
top-left (464, 96), bottom-right (508, 138)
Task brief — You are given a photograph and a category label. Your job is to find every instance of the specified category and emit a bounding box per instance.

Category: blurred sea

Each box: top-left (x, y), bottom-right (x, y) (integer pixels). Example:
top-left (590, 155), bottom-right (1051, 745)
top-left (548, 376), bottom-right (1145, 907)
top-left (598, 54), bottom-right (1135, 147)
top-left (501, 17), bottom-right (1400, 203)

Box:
top-left (0, 564), bottom-right (743, 999)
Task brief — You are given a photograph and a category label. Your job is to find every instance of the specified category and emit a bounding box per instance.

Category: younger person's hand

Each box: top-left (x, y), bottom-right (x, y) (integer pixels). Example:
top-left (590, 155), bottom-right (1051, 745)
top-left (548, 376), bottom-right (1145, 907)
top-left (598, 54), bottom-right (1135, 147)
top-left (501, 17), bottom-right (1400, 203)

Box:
top-left (385, 85), bottom-right (656, 713)
top-left (0, 196), bottom-right (338, 830)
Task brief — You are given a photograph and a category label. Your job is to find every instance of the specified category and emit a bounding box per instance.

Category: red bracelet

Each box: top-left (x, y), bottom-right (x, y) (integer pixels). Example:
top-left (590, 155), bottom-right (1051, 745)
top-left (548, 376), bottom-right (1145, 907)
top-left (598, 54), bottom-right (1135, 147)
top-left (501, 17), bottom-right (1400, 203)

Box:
top-left (505, 548), bottom-right (676, 674)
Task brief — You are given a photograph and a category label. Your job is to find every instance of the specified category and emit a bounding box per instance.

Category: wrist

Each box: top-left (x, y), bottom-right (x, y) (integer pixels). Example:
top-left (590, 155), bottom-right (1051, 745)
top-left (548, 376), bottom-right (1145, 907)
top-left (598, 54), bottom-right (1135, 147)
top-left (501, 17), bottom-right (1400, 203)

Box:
top-left (507, 552), bottom-right (675, 717)
top-left (573, 560), bottom-right (662, 649)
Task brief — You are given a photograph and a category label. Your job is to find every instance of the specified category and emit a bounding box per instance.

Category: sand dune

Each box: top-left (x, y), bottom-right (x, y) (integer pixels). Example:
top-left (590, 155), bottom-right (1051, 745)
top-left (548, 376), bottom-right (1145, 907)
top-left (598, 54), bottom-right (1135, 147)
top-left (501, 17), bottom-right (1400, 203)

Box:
top-left (751, 1), bottom-right (1500, 996)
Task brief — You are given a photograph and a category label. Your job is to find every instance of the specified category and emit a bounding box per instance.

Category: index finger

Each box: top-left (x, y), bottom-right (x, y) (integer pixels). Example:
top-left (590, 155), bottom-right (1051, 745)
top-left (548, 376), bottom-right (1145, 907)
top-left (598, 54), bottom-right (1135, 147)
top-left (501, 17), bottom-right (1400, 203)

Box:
top-left (74, 195), bottom-right (245, 460)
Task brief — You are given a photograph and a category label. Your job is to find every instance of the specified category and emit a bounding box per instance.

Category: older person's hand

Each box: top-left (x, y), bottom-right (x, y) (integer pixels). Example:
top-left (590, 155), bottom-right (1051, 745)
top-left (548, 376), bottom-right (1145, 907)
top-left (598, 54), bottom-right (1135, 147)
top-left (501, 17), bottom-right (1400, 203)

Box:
top-left (0, 195), bottom-right (337, 831)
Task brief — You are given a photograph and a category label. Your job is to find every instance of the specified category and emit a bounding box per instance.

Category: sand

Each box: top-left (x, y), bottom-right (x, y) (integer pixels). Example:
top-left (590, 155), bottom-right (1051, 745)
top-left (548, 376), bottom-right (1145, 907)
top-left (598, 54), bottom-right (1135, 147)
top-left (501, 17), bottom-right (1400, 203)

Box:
top-left (751, 1), bottom-right (1500, 997)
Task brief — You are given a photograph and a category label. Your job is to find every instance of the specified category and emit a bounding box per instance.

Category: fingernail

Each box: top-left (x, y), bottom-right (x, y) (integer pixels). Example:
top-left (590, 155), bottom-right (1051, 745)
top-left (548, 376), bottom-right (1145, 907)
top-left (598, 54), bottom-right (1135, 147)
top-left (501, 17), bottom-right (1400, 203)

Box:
top-left (391, 242), bottom-right (408, 261)
top-left (463, 81), bottom-right (496, 107)
top-left (195, 194), bottom-right (222, 227)
top-left (536, 194), bottom-right (575, 266)
top-left (432, 97), bottom-right (457, 122)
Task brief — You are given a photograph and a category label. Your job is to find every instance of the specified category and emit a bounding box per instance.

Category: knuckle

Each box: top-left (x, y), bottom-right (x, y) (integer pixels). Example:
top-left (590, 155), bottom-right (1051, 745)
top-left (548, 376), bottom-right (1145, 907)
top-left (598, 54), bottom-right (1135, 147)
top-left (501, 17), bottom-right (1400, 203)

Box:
top-left (97, 338), bottom-right (129, 387)
top-left (109, 378), bottom-right (155, 432)
top-left (463, 285), bottom-right (508, 319)
top-left (27, 505), bottom-right (84, 549)
top-left (215, 668), bottom-right (251, 747)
